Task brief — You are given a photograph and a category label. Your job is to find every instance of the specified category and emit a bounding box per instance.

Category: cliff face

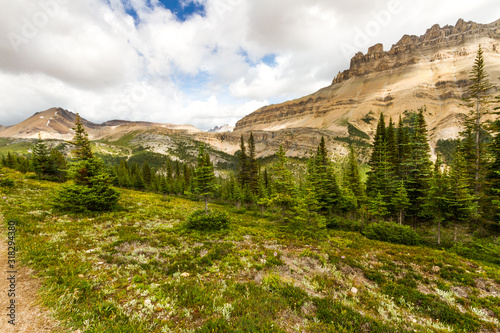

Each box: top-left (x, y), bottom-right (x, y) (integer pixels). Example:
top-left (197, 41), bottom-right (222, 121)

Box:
top-left (234, 19), bottom-right (500, 144)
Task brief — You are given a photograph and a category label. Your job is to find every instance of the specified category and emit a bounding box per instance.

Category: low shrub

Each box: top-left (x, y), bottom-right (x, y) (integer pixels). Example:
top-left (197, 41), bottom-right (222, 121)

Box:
top-left (326, 216), bottom-right (364, 232)
top-left (0, 176), bottom-right (14, 187)
top-left (363, 221), bottom-right (421, 246)
top-left (52, 181), bottom-right (120, 213)
top-left (451, 238), bottom-right (500, 266)
top-left (186, 209), bottom-right (230, 231)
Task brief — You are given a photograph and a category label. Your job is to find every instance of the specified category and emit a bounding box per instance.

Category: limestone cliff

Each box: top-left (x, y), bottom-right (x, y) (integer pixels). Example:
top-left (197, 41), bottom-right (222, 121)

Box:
top-left (234, 19), bottom-right (500, 145)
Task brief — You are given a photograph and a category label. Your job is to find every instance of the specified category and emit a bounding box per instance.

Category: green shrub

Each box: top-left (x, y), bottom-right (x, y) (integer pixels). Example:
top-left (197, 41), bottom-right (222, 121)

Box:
top-left (327, 216), bottom-right (364, 232)
top-left (363, 221), bottom-right (421, 246)
top-left (451, 238), bottom-right (500, 265)
top-left (0, 176), bottom-right (14, 187)
top-left (52, 179), bottom-right (120, 213)
top-left (186, 209), bottom-right (230, 231)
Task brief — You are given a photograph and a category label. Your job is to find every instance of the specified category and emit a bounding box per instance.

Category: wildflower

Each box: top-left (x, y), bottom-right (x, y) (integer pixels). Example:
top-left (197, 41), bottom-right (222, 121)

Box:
top-left (274, 252), bottom-right (277, 257)
top-left (341, 256), bottom-right (345, 259)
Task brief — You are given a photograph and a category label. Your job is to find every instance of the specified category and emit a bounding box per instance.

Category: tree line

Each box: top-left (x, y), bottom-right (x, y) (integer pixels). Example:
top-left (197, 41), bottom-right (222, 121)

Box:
top-left (1, 45), bottom-right (499, 240)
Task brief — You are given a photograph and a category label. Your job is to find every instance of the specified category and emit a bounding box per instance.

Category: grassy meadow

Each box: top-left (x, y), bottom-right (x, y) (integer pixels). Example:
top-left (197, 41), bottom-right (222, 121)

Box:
top-left (1, 168), bottom-right (499, 332)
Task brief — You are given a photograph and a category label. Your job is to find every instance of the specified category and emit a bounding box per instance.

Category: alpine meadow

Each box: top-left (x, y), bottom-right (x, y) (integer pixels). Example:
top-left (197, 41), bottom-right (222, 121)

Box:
top-left (1, 4), bottom-right (500, 333)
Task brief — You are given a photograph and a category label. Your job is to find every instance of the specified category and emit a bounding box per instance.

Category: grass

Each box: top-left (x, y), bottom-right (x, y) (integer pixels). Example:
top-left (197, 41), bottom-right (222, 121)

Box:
top-left (0, 168), bottom-right (499, 332)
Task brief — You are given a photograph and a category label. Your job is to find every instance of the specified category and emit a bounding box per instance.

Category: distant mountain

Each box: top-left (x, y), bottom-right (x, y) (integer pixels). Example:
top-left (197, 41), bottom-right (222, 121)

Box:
top-left (207, 124), bottom-right (235, 133)
top-left (0, 108), bottom-right (202, 140)
top-left (235, 19), bottom-right (500, 146)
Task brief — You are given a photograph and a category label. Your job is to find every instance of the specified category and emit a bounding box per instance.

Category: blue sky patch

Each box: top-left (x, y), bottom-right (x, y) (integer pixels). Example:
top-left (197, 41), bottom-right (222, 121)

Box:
top-left (157, 0), bottom-right (206, 21)
top-left (239, 49), bottom-right (278, 67)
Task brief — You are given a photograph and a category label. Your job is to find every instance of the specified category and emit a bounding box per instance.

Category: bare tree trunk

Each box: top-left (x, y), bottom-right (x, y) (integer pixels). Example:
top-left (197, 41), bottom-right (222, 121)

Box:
top-left (399, 210), bottom-right (403, 225)
top-left (204, 197), bottom-right (208, 214)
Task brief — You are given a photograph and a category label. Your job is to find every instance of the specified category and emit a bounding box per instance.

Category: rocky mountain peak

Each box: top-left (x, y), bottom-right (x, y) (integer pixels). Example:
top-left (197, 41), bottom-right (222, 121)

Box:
top-left (234, 18), bottom-right (500, 150)
top-left (332, 19), bottom-right (500, 85)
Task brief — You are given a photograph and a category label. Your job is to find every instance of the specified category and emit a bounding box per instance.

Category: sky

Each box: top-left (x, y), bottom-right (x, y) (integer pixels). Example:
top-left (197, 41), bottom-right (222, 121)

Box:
top-left (0, 0), bottom-right (498, 130)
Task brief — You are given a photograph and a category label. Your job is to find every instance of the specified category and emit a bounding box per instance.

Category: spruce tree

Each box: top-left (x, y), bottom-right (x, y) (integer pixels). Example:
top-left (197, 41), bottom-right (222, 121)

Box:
top-left (142, 162), bottom-right (152, 186)
top-left (268, 145), bottom-right (297, 222)
top-left (32, 134), bottom-right (55, 177)
top-left (366, 114), bottom-right (398, 215)
top-left (344, 145), bottom-right (365, 205)
top-left (307, 137), bottom-right (340, 215)
top-left (53, 114), bottom-right (119, 212)
top-left (247, 132), bottom-right (259, 193)
top-left (392, 181), bottom-right (410, 225)
top-left (238, 135), bottom-right (248, 187)
top-left (462, 44), bottom-right (494, 198)
top-left (404, 108), bottom-right (432, 228)
top-left (448, 150), bottom-right (478, 241)
top-left (194, 144), bottom-right (216, 213)
top-left (425, 157), bottom-right (448, 244)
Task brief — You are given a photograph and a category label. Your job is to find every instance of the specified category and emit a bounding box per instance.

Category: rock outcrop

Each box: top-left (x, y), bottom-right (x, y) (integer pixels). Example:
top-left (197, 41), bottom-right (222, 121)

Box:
top-left (234, 19), bottom-right (500, 145)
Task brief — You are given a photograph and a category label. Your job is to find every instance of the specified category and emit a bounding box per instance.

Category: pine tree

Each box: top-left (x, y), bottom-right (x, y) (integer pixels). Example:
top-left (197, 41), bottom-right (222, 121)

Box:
top-left (344, 145), bottom-right (365, 205)
top-left (366, 114), bottom-right (398, 215)
top-left (307, 137), bottom-right (340, 215)
top-left (397, 115), bottom-right (411, 180)
top-left (448, 150), bottom-right (478, 241)
top-left (425, 157), bottom-right (448, 244)
top-left (142, 162), bottom-right (152, 186)
top-left (31, 134), bottom-right (55, 177)
top-left (386, 118), bottom-right (399, 173)
top-left (268, 145), bottom-right (297, 222)
top-left (247, 132), bottom-right (259, 193)
top-left (54, 114), bottom-right (119, 212)
top-left (392, 181), bottom-right (410, 225)
top-left (462, 44), bottom-right (494, 198)
top-left (194, 144), bottom-right (216, 213)
top-left (404, 108), bottom-right (432, 228)
top-left (49, 148), bottom-right (67, 182)
top-left (238, 135), bottom-right (248, 187)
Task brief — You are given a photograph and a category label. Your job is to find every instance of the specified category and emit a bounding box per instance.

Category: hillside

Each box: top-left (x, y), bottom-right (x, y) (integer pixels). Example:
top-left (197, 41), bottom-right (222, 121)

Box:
top-left (235, 19), bottom-right (500, 145)
top-left (0, 108), bottom-right (202, 140)
top-left (0, 169), bottom-right (499, 332)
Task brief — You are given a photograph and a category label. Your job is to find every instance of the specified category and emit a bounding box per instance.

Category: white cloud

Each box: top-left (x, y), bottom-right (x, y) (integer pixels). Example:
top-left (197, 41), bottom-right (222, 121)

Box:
top-left (0, 0), bottom-right (497, 129)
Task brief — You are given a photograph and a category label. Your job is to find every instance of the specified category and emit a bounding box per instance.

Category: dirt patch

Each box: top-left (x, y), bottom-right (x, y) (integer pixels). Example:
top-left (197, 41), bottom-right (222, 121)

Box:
top-left (0, 227), bottom-right (65, 333)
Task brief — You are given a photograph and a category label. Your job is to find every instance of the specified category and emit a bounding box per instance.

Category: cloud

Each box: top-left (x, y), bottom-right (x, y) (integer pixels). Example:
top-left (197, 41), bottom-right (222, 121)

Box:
top-left (0, 0), bottom-right (497, 129)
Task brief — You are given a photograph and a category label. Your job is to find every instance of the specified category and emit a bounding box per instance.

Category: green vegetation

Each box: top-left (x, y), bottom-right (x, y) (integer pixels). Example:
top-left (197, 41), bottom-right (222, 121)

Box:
top-left (1, 168), bottom-right (499, 332)
top-left (363, 221), bottom-right (421, 245)
top-left (0, 44), bottom-right (499, 332)
top-left (186, 209), bottom-right (230, 230)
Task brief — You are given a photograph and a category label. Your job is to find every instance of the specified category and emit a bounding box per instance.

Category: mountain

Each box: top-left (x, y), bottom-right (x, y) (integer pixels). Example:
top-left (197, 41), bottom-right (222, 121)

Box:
top-left (207, 124), bottom-right (235, 133)
top-left (234, 19), bottom-right (500, 146)
top-left (0, 107), bottom-right (202, 140)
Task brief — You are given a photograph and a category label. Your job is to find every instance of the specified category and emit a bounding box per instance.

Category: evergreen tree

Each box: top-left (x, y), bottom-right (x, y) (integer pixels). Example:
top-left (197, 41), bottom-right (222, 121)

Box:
top-left (366, 114), bottom-right (398, 215)
top-left (448, 150), bottom-right (478, 241)
top-left (392, 181), bottom-right (410, 225)
top-left (386, 118), bottom-right (399, 173)
top-left (142, 162), bottom-right (152, 186)
top-left (307, 137), bottom-right (340, 215)
top-left (268, 145), bottom-right (297, 222)
top-left (404, 108), bottom-right (432, 228)
top-left (247, 132), bottom-right (259, 193)
top-left (397, 115), bottom-right (411, 180)
top-left (462, 44), bottom-right (494, 197)
top-left (31, 134), bottom-right (55, 177)
top-left (238, 135), bottom-right (248, 187)
top-left (425, 157), bottom-right (448, 244)
top-left (53, 114), bottom-right (119, 212)
top-left (344, 145), bottom-right (365, 205)
top-left (194, 144), bottom-right (216, 213)
top-left (49, 148), bottom-right (68, 182)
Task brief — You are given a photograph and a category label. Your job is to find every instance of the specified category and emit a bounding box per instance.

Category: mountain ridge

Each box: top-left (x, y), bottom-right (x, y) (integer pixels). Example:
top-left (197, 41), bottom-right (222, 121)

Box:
top-left (233, 18), bottom-right (500, 146)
